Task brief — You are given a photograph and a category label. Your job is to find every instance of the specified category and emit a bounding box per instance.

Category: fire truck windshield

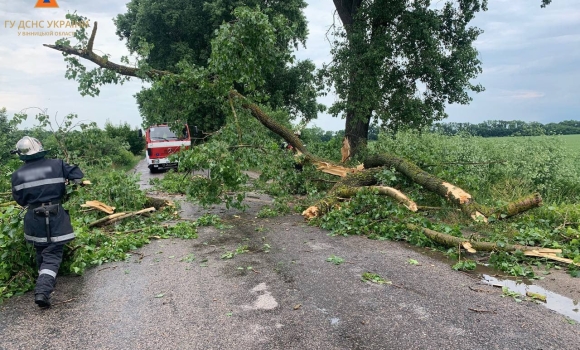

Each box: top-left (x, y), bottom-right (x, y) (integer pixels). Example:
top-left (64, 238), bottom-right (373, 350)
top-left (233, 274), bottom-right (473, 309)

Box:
top-left (150, 126), bottom-right (178, 140)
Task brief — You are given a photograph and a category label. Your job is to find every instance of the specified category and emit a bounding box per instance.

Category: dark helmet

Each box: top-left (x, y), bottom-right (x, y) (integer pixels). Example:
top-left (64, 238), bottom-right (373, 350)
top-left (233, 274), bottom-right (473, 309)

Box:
top-left (15, 136), bottom-right (48, 160)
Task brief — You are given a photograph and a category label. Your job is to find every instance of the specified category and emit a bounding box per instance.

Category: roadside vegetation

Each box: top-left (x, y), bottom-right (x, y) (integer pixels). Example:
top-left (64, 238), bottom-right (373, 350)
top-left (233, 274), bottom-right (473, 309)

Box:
top-left (0, 110), bottom-right (201, 302)
top-left (155, 124), bottom-right (580, 280)
top-left (314, 130), bottom-right (580, 278)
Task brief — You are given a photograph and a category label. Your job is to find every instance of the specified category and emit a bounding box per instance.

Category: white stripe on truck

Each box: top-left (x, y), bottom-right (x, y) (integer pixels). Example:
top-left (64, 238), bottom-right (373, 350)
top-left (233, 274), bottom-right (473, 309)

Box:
top-left (148, 141), bottom-right (191, 148)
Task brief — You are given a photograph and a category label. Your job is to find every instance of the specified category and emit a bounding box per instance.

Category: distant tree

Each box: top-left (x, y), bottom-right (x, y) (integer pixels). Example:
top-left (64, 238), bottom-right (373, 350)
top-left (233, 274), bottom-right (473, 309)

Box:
top-left (0, 108), bottom-right (27, 162)
top-left (104, 121), bottom-right (145, 155)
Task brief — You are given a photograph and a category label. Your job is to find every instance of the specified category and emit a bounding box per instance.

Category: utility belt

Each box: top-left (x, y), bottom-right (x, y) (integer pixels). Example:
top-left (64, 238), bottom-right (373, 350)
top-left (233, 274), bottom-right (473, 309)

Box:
top-left (29, 201), bottom-right (61, 216)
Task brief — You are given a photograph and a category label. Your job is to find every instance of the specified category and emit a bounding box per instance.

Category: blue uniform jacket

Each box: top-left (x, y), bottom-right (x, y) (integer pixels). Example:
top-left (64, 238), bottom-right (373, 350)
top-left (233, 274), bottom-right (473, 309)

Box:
top-left (11, 157), bottom-right (84, 245)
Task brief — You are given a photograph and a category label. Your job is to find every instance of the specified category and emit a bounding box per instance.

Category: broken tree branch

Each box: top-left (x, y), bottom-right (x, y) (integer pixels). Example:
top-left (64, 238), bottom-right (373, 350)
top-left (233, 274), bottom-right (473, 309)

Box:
top-left (102, 208), bottom-right (156, 226)
top-left (364, 154), bottom-right (542, 221)
top-left (88, 212), bottom-right (127, 227)
top-left (303, 168), bottom-right (384, 219)
top-left (81, 200), bottom-right (115, 214)
top-left (88, 208), bottom-right (156, 227)
top-left (44, 21), bottom-right (171, 79)
top-left (333, 186), bottom-right (418, 212)
top-left (86, 21), bottom-right (97, 53)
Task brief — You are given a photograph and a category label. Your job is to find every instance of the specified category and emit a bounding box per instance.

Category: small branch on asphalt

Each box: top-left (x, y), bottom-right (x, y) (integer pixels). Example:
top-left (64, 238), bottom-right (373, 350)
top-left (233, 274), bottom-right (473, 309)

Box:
top-left (128, 251), bottom-right (145, 260)
top-left (52, 298), bottom-right (78, 306)
top-left (468, 286), bottom-right (494, 293)
top-left (98, 266), bottom-right (118, 272)
top-left (468, 308), bottom-right (496, 314)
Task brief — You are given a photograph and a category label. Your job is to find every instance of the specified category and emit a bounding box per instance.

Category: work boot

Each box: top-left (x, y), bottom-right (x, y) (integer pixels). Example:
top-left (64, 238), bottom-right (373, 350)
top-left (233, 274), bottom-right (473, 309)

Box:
top-left (34, 294), bottom-right (51, 308)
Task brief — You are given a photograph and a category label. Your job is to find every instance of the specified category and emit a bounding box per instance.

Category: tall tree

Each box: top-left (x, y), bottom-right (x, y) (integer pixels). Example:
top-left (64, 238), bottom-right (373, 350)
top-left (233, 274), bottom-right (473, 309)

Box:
top-left (112, 0), bottom-right (323, 132)
top-left (325, 0), bottom-right (487, 157)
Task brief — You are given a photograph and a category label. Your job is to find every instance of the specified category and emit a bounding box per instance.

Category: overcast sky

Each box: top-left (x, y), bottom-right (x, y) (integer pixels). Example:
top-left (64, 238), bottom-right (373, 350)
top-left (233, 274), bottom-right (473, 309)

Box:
top-left (0, 0), bottom-right (578, 132)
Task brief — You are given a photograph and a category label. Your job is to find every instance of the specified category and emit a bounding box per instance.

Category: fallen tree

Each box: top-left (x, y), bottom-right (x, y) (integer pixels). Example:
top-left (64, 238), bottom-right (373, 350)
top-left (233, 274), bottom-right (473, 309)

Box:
top-left (43, 18), bottom-right (562, 266)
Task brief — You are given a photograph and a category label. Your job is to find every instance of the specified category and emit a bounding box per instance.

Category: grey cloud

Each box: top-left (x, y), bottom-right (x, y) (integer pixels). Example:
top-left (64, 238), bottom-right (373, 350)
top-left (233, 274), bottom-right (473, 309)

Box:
top-left (1, 0), bottom-right (578, 133)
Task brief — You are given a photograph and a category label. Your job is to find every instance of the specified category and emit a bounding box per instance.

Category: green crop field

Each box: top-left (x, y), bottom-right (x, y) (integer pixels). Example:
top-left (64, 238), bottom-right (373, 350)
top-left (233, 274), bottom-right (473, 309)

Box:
top-left (475, 134), bottom-right (580, 174)
top-left (557, 134), bottom-right (580, 152)
top-left (522, 134), bottom-right (580, 152)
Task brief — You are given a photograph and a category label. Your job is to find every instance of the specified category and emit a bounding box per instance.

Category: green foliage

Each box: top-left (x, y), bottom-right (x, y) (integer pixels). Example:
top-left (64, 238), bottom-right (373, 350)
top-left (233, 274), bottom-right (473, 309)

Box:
top-left (361, 272), bottom-right (390, 285)
top-left (430, 119), bottom-right (580, 137)
top-left (0, 206), bottom-right (35, 300)
top-left (194, 214), bottom-right (223, 227)
top-left (326, 255), bottom-right (345, 265)
top-left (17, 111), bottom-right (139, 169)
top-left (323, 0), bottom-right (486, 134)
top-left (221, 245), bottom-right (249, 260)
top-left (257, 199), bottom-right (291, 218)
top-left (104, 121), bottom-right (145, 156)
top-left (501, 286), bottom-right (524, 302)
top-left (153, 101), bottom-right (332, 207)
top-left (104, 1), bottom-right (319, 133)
top-left (159, 140), bottom-right (249, 209)
top-left (315, 130), bottom-right (580, 278)
top-left (0, 107), bottom-right (26, 163)
top-left (370, 130), bottom-right (579, 201)
top-left (408, 259), bottom-right (420, 266)
top-left (452, 260), bottom-right (476, 271)
top-left (180, 253), bottom-right (196, 263)
top-left (73, 171), bottom-right (147, 211)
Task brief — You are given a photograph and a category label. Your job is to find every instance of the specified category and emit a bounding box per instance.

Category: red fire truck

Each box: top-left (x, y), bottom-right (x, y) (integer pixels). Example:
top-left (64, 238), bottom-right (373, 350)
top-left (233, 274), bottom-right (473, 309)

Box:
top-left (142, 124), bottom-right (192, 173)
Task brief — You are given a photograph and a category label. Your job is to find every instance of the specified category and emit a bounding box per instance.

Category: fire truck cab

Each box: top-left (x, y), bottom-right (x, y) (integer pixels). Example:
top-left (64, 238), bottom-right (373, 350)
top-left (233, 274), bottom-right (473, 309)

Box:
top-left (143, 124), bottom-right (192, 173)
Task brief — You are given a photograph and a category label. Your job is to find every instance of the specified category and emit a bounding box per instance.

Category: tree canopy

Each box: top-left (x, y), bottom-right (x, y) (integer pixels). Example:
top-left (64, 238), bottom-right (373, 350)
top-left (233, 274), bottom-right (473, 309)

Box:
top-left (113, 0), bottom-right (322, 132)
top-left (325, 0), bottom-right (487, 156)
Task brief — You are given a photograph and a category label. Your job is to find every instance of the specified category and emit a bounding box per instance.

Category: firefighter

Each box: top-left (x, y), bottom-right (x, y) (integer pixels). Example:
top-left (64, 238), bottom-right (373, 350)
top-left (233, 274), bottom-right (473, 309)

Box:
top-left (11, 136), bottom-right (84, 308)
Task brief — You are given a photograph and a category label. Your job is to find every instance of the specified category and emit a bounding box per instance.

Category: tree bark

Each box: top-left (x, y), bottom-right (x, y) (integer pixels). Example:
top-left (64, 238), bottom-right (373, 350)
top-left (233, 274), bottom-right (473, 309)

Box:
top-left (344, 110), bottom-right (371, 159)
top-left (332, 0), bottom-right (363, 30)
top-left (332, 0), bottom-right (372, 159)
top-left (145, 196), bottom-right (174, 210)
top-left (364, 154), bottom-right (542, 220)
top-left (406, 224), bottom-right (540, 253)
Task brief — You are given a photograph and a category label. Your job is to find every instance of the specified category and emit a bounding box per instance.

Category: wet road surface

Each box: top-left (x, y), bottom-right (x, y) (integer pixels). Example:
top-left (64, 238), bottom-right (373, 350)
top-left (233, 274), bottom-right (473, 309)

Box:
top-left (1, 159), bottom-right (579, 349)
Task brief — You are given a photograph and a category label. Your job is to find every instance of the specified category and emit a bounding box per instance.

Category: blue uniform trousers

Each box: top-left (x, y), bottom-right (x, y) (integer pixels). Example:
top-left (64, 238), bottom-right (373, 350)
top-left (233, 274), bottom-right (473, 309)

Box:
top-left (34, 243), bottom-right (64, 297)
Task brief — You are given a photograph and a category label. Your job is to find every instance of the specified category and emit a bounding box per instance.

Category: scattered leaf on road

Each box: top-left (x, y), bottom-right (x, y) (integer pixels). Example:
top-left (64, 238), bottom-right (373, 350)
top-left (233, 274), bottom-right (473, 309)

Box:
top-left (526, 291), bottom-right (547, 302)
top-left (408, 259), bottom-right (420, 265)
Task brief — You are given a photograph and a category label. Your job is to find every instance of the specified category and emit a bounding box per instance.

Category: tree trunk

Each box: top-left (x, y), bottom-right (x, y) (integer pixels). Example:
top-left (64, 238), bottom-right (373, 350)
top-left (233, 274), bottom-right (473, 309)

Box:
top-left (332, 0), bottom-right (371, 159)
top-left (364, 154), bottom-right (542, 220)
top-left (344, 109), bottom-right (371, 159)
top-left (332, 0), bottom-right (363, 29)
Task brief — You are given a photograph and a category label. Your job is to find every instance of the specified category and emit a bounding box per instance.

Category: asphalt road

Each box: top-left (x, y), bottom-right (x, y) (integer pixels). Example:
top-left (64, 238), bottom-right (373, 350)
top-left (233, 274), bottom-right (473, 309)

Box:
top-left (1, 159), bottom-right (579, 350)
